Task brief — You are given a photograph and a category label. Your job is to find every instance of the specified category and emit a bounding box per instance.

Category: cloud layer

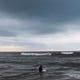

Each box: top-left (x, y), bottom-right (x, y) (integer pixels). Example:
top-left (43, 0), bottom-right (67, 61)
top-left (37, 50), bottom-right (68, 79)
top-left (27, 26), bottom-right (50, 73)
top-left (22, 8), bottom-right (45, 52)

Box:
top-left (0, 0), bottom-right (80, 51)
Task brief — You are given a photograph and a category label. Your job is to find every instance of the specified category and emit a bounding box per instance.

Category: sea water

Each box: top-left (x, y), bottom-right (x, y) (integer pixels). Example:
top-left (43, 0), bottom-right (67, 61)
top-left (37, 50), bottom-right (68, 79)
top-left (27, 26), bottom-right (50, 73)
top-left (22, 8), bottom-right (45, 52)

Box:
top-left (0, 52), bottom-right (80, 80)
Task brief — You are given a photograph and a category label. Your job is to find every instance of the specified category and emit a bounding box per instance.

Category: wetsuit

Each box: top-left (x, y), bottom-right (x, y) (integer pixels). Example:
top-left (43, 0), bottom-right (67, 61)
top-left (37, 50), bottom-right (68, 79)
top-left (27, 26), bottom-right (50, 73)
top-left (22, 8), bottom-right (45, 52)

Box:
top-left (39, 65), bottom-right (43, 72)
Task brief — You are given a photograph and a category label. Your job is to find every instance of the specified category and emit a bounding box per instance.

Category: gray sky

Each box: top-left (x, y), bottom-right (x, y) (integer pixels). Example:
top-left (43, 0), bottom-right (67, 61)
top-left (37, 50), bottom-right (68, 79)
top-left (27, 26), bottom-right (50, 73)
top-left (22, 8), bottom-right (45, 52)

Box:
top-left (0, 0), bottom-right (80, 51)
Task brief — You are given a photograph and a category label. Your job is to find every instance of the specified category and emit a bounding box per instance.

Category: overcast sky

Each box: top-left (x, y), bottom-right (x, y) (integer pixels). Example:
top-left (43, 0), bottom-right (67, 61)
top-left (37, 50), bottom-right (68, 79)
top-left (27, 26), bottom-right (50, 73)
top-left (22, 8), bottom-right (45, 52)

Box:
top-left (0, 0), bottom-right (80, 51)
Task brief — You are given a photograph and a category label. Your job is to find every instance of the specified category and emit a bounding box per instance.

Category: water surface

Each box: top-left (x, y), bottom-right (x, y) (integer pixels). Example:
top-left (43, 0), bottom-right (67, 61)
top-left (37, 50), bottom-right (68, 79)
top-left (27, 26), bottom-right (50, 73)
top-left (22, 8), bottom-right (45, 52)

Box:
top-left (0, 52), bottom-right (80, 80)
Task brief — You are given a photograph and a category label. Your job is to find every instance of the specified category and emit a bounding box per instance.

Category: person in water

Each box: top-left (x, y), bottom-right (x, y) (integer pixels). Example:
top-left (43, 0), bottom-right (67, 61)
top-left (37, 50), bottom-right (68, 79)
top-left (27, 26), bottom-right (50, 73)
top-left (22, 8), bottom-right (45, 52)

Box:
top-left (39, 65), bottom-right (43, 72)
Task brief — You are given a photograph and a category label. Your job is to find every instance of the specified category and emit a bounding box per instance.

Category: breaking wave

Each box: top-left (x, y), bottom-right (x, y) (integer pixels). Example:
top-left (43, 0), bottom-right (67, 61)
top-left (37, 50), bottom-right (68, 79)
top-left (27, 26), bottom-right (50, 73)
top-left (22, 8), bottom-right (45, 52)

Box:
top-left (20, 53), bottom-right (51, 56)
top-left (61, 51), bottom-right (73, 54)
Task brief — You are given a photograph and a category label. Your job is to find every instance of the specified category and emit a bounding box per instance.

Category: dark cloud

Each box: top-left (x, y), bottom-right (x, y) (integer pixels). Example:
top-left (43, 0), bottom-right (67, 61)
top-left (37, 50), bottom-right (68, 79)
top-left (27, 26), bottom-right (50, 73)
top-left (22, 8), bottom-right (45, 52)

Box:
top-left (0, 27), bottom-right (16, 37)
top-left (0, 0), bottom-right (80, 22)
top-left (0, 0), bottom-right (80, 36)
top-left (27, 24), bottom-right (64, 35)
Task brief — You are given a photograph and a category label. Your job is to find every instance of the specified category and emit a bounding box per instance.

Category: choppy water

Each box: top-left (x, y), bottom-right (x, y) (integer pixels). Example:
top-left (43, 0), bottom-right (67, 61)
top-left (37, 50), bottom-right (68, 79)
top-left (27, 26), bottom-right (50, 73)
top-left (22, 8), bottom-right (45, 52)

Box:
top-left (0, 52), bottom-right (80, 80)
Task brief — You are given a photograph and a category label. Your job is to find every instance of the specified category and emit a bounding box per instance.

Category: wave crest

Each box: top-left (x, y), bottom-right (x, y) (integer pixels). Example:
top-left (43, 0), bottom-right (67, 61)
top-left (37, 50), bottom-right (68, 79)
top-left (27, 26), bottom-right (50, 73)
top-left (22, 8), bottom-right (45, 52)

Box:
top-left (21, 53), bottom-right (51, 56)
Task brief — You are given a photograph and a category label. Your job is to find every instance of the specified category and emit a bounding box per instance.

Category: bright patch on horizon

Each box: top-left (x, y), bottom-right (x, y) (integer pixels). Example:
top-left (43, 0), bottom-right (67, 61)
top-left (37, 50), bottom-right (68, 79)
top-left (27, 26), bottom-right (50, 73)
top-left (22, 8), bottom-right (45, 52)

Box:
top-left (0, 45), bottom-right (26, 51)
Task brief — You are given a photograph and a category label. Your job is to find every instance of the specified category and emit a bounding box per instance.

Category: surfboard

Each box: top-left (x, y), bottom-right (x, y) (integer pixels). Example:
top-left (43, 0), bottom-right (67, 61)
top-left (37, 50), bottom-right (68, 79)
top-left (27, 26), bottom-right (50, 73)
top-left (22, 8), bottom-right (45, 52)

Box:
top-left (43, 69), bottom-right (46, 72)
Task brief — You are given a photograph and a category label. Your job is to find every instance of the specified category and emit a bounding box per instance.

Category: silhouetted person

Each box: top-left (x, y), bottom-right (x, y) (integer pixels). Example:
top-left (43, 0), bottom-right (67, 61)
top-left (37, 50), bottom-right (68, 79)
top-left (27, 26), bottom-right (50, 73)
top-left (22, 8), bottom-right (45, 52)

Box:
top-left (39, 65), bottom-right (43, 72)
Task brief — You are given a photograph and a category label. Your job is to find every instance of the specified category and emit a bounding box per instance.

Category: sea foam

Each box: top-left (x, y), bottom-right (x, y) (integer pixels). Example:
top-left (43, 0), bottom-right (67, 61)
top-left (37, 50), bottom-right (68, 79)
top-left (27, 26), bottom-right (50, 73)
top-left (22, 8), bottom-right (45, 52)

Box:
top-left (21, 53), bottom-right (51, 56)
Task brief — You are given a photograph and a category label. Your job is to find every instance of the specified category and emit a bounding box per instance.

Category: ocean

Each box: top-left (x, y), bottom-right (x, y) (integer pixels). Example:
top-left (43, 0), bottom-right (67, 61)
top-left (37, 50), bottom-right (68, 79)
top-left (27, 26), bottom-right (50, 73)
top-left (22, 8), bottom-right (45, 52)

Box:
top-left (0, 52), bottom-right (80, 80)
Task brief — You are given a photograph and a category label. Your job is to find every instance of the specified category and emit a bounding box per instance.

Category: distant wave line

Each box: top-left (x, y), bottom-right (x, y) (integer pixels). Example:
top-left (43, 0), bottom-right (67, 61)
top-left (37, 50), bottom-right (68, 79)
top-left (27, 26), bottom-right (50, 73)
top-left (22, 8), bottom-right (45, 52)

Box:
top-left (61, 51), bottom-right (73, 54)
top-left (21, 53), bottom-right (51, 56)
